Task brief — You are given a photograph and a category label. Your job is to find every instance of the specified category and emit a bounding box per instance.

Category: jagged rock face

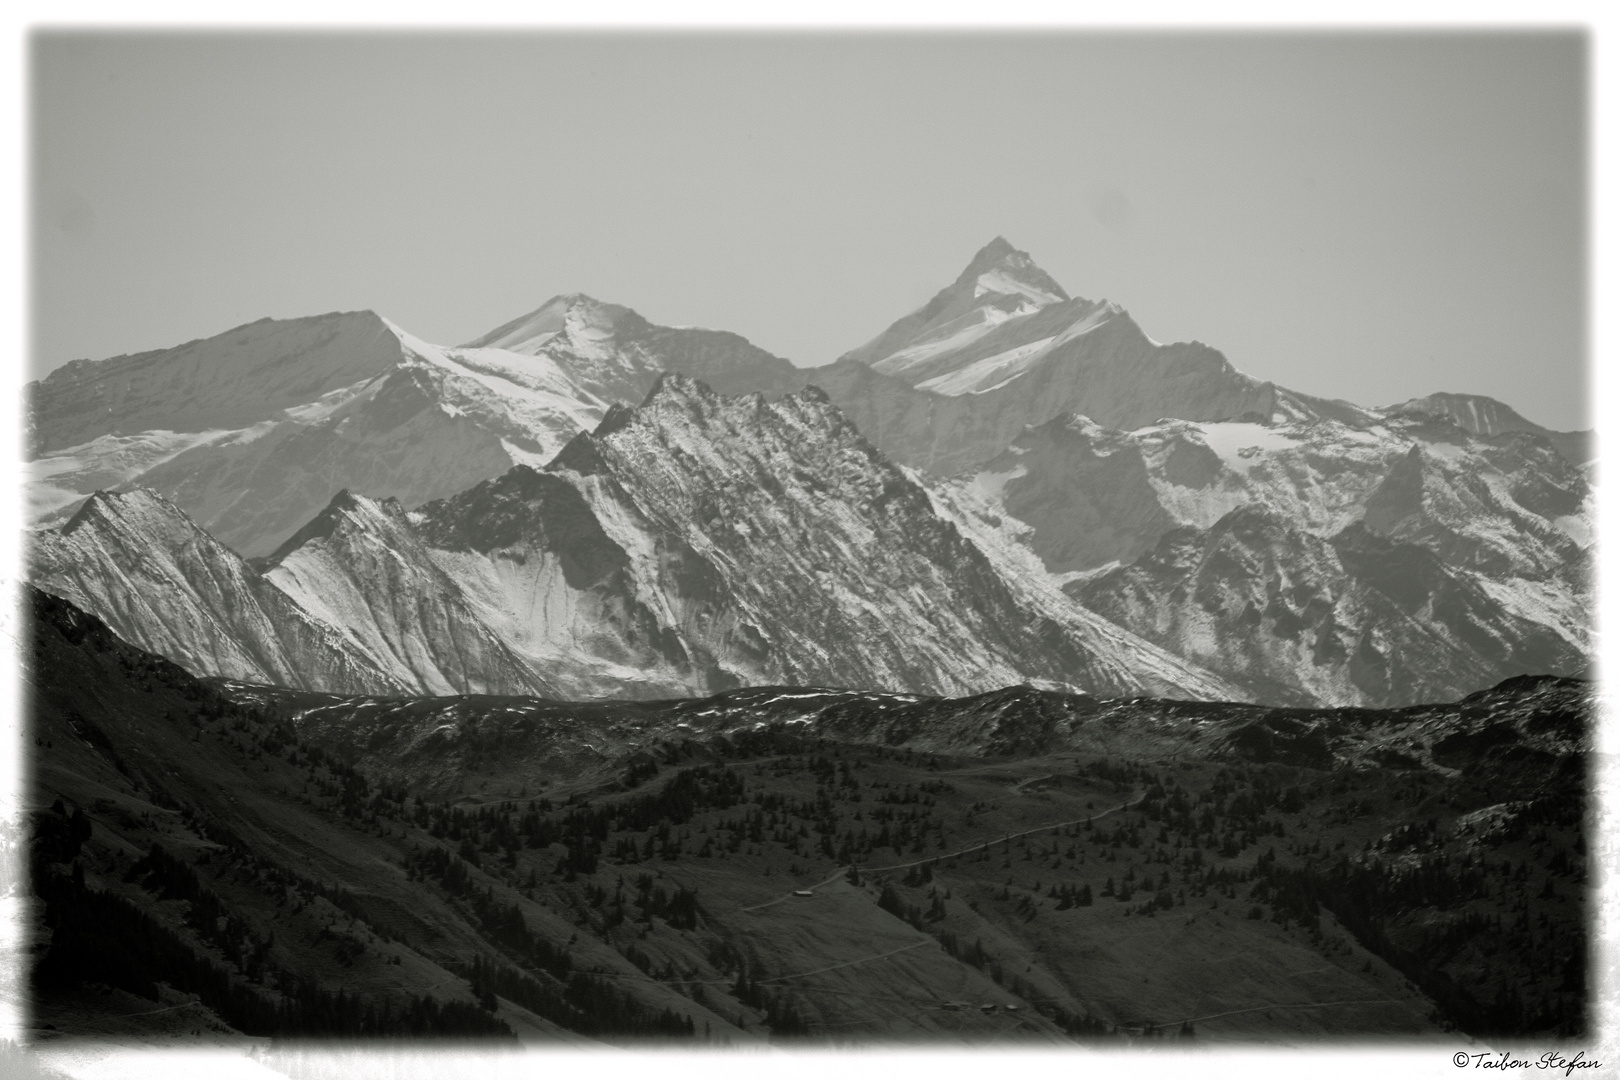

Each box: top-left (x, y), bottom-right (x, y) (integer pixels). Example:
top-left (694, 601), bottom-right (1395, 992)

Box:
top-left (1356, 432), bottom-right (1591, 581)
top-left (438, 241), bottom-right (1360, 484)
top-left (759, 359), bottom-right (998, 477)
top-left (258, 492), bottom-right (559, 697)
top-left (29, 377), bottom-right (1245, 703)
top-left (444, 240), bottom-right (1392, 485)
top-left (549, 375), bottom-right (1240, 699)
top-left (974, 416), bottom-right (1178, 574)
top-left (29, 490), bottom-right (404, 694)
top-left (453, 252), bottom-right (1292, 482)
top-left (979, 410), bottom-right (1591, 574)
top-left (23, 239), bottom-right (1476, 562)
top-left (950, 402), bottom-right (1595, 708)
top-left (975, 413), bottom-right (1404, 579)
top-left (21, 238), bottom-right (1592, 712)
top-left (382, 375), bottom-right (1242, 699)
top-left (1070, 503), bottom-right (1590, 709)
top-left (409, 462), bottom-right (738, 700)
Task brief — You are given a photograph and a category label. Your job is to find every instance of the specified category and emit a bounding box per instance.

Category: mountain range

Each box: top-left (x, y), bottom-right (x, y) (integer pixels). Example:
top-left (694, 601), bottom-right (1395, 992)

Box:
top-left (24, 238), bottom-right (1594, 709)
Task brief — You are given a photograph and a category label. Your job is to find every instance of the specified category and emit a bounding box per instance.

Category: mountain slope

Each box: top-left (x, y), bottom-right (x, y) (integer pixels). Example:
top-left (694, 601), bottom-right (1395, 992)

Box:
top-left (1071, 507), bottom-right (1588, 709)
top-left (957, 407), bottom-right (1592, 708)
top-left (462, 293), bottom-right (804, 403)
top-left (257, 374), bottom-right (1247, 701)
top-left (27, 312), bottom-right (611, 557)
top-left (258, 491), bottom-right (560, 697)
top-left (29, 489), bottom-right (406, 694)
top-left (28, 376), bottom-right (1588, 709)
top-left (564, 374), bottom-right (1243, 698)
top-left (24, 239), bottom-right (1590, 713)
top-left (266, 468), bottom-right (722, 700)
top-left (442, 239), bottom-right (1338, 478)
top-left (28, 311), bottom-right (406, 454)
top-left (31, 374), bottom-right (1248, 702)
top-left (24, 585), bottom-right (743, 1045)
top-left (841, 236), bottom-right (1071, 375)
top-left (836, 238), bottom-right (1284, 421)
top-left (32, 240), bottom-right (1579, 564)
top-left (219, 643), bottom-right (1587, 1042)
top-left (975, 410), bottom-right (1591, 578)
top-left (1386, 392), bottom-right (1592, 466)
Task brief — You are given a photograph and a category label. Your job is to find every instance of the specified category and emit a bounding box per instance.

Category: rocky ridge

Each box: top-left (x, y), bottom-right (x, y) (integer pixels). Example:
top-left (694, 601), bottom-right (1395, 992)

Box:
top-left (24, 238), bottom-right (1593, 709)
top-left (30, 375), bottom-right (1245, 702)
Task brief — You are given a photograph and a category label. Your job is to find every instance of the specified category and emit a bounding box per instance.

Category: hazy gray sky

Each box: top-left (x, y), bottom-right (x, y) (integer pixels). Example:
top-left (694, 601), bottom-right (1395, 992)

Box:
top-left (31, 31), bottom-right (1587, 429)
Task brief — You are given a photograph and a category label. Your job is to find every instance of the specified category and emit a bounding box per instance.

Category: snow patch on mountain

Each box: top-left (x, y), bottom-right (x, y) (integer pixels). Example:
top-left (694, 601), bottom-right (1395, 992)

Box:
top-left (1553, 513), bottom-right (1592, 547)
top-left (1191, 421), bottom-right (1304, 475)
top-left (916, 336), bottom-right (1059, 396)
top-left (26, 428), bottom-right (243, 517)
top-left (973, 265), bottom-right (1067, 306)
top-left (875, 308), bottom-right (1029, 380)
top-left (282, 376), bottom-right (385, 424)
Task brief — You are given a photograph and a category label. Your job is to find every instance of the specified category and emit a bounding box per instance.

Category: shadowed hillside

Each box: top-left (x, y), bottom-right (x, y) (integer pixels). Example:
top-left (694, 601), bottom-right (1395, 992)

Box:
top-left (24, 587), bottom-right (1589, 1045)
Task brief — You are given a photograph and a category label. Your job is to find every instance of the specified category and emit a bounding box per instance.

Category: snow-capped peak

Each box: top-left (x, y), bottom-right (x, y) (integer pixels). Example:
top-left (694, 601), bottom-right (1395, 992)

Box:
top-left (60, 487), bottom-right (183, 538)
top-left (460, 293), bottom-right (635, 356)
top-left (1381, 392), bottom-right (1592, 464)
top-left (957, 237), bottom-right (1070, 308)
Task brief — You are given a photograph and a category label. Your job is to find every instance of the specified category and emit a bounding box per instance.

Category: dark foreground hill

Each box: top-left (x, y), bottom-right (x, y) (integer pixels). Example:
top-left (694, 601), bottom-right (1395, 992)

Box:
top-left (23, 586), bottom-right (1590, 1045)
